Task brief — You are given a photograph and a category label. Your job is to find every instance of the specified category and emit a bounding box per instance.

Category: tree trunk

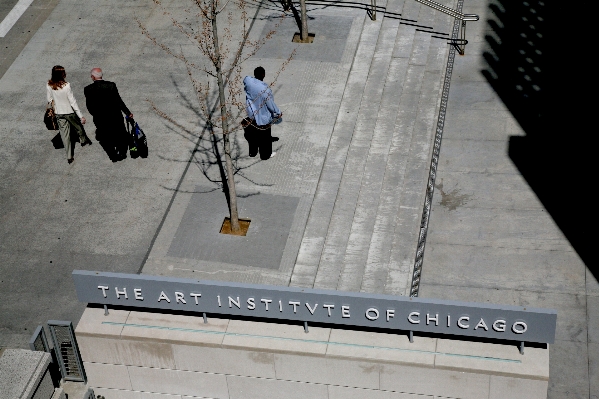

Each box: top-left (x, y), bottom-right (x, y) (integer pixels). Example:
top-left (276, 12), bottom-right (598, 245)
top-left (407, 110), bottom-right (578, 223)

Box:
top-left (300, 0), bottom-right (308, 41)
top-left (210, 0), bottom-right (241, 233)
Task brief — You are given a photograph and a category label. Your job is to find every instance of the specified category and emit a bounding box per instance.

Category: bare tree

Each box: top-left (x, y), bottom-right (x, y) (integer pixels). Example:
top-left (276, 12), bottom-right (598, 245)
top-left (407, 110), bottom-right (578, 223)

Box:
top-left (138, 0), bottom-right (293, 234)
top-left (284, 0), bottom-right (311, 42)
top-left (299, 0), bottom-right (309, 42)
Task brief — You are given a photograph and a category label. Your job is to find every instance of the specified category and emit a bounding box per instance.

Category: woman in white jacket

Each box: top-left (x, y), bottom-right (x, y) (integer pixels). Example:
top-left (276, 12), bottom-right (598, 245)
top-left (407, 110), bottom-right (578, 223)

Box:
top-left (46, 65), bottom-right (91, 163)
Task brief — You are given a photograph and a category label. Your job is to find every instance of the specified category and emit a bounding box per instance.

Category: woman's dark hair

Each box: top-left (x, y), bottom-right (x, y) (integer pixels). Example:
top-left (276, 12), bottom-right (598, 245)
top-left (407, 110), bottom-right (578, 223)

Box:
top-left (48, 65), bottom-right (67, 90)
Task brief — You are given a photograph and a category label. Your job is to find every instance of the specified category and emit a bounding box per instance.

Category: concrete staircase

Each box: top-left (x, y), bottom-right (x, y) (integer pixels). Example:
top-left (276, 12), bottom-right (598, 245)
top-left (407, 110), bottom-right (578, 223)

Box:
top-left (290, 0), bottom-right (455, 295)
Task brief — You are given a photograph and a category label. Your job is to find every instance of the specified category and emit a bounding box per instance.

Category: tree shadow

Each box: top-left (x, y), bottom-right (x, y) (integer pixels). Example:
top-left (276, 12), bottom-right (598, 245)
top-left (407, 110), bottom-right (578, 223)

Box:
top-left (152, 74), bottom-right (275, 202)
top-left (270, 0), bottom-right (447, 39)
top-left (274, 0), bottom-right (425, 23)
top-left (482, 1), bottom-right (595, 271)
top-left (142, 0), bottom-right (286, 213)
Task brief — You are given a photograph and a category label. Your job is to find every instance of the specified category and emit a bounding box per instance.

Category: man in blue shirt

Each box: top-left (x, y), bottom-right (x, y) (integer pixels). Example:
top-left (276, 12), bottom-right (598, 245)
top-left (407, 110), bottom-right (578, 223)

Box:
top-left (243, 66), bottom-right (282, 160)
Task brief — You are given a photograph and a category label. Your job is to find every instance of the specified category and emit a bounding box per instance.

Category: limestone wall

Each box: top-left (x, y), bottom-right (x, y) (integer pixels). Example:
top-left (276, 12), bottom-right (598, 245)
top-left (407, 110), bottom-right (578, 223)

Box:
top-left (0, 349), bottom-right (55, 399)
top-left (75, 307), bottom-right (549, 399)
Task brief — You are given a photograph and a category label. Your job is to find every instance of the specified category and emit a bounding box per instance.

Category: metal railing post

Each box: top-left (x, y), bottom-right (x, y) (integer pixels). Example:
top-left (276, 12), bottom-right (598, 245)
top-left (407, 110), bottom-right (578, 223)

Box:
top-left (371, 0), bottom-right (377, 21)
top-left (414, 0), bottom-right (478, 55)
top-left (460, 20), bottom-right (467, 55)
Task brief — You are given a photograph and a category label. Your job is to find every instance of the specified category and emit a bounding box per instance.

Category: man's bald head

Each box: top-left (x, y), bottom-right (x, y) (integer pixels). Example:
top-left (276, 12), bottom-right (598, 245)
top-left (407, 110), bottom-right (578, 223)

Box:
top-left (91, 68), bottom-right (103, 81)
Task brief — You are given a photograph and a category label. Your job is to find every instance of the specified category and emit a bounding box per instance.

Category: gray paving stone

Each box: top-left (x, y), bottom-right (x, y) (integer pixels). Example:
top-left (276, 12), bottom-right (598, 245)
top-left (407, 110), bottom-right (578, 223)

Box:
top-left (167, 187), bottom-right (299, 269)
top-left (399, 65), bottom-right (426, 96)
top-left (0, 349), bottom-right (51, 399)
top-left (255, 15), bottom-right (355, 63)
top-left (446, 80), bottom-right (506, 111)
top-left (428, 207), bottom-right (572, 251)
top-left (425, 39), bottom-right (451, 72)
top-left (419, 283), bottom-right (588, 342)
top-left (361, 139), bottom-right (412, 293)
top-left (590, 343), bottom-right (599, 399)
top-left (393, 24), bottom-right (417, 59)
top-left (356, 59), bottom-right (436, 294)
top-left (444, 108), bottom-right (516, 140)
top-left (588, 296), bottom-right (599, 344)
top-left (587, 268), bottom-right (599, 297)
top-left (547, 340), bottom-right (590, 399)
top-left (339, 64), bottom-right (440, 292)
top-left (408, 32), bottom-right (432, 67)
top-left (432, 172), bottom-right (542, 210)
top-left (315, 18), bottom-right (399, 290)
top-left (437, 138), bottom-right (519, 174)
top-left (451, 54), bottom-right (489, 82)
top-left (397, 0), bottom-right (423, 22)
top-left (421, 242), bottom-right (585, 295)
top-left (0, 0), bottom-right (61, 80)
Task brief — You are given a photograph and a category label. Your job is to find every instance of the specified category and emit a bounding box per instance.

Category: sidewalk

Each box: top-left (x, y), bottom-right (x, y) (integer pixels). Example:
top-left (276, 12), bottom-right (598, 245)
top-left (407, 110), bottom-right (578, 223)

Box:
top-left (1, 0), bottom-right (453, 347)
top-left (142, 0), bottom-right (455, 300)
top-left (0, 0), bottom-right (195, 349)
top-left (0, 0), bottom-right (594, 397)
top-left (418, 1), bottom-right (598, 398)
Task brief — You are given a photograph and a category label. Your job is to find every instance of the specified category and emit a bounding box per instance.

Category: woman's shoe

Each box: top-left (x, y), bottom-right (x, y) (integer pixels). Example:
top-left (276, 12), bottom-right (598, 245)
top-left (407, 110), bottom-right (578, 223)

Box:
top-left (68, 158), bottom-right (74, 164)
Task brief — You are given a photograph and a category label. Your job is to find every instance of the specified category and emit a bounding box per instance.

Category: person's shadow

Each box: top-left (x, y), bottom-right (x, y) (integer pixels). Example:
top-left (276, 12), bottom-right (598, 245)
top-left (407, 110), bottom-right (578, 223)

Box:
top-left (96, 134), bottom-right (121, 162)
top-left (482, 1), bottom-right (595, 271)
top-left (51, 132), bottom-right (64, 149)
top-left (95, 123), bottom-right (147, 162)
top-left (50, 129), bottom-right (84, 161)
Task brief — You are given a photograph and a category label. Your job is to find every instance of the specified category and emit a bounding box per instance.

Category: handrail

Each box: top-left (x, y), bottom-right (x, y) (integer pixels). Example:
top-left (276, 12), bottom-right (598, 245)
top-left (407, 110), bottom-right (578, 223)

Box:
top-left (415, 0), bottom-right (479, 21)
top-left (415, 0), bottom-right (478, 55)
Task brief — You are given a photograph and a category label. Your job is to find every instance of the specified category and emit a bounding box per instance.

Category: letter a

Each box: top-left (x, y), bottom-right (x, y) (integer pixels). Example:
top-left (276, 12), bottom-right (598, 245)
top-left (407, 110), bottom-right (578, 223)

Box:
top-left (158, 291), bottom-right (171, 303)
top-left (474, 318), bottom-right (488, 331)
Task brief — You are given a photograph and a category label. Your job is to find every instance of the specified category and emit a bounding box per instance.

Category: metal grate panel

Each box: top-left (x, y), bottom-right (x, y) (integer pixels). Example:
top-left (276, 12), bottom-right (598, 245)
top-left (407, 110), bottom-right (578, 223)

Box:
top-left (29, 325), bottom-right (50, 353)
top-left (47, 321), bottom-right (86, 382)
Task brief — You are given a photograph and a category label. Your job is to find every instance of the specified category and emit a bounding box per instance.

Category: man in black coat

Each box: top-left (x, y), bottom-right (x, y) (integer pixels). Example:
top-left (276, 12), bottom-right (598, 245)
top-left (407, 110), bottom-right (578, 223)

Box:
top-left (84, 68), bottom-right (133, 161)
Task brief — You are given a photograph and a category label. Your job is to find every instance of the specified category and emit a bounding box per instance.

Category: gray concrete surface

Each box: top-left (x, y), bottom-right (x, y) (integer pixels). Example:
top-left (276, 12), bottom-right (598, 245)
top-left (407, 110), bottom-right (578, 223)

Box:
top-left (418, 2), bottom-right (598, 398)
top-left (167, 187), bottom-right (299, 269)
top-left (143, 0), bottom-right (455, 296)
top-left (0, 0), bottom-right (595, 398)
top-left (0, 0), bottom-right (60, 80)
top-left (61, 381), bottom-right (90, 399)
top-left (0, 0), bottom-right (195, 349)
top-left (0, 348), bottom-right (52, 398)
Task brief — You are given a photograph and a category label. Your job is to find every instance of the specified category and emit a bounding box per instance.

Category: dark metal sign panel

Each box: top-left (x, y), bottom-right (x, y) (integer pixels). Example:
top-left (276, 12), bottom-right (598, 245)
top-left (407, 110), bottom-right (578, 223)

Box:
top-left (72, 270), bottom-right (557, 344)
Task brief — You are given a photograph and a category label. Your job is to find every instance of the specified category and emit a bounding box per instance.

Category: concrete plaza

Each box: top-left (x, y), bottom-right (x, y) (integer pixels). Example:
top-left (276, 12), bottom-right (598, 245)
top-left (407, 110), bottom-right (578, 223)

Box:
top-left (0, 0), bottom-right (595, 397)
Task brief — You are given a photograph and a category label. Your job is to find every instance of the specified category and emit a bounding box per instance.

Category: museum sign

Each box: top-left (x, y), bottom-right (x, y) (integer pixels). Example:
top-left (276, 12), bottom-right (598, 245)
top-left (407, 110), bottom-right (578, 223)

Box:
top-left (73, 270), bottom-right (557, 344)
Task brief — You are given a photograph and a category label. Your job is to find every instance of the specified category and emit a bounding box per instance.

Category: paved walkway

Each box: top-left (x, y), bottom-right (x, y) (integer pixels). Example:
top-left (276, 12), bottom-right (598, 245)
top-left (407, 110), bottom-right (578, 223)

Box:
top-left (418, 1), bottom-right (598, 398)
top-left (0, 0), bottom-right (595, 398)
top-left (143, 0), bottom-right (455, 300)
top-left (0, 0), bottom-right (60, 80)
top-left (0, 0), bottom-right (194, 349)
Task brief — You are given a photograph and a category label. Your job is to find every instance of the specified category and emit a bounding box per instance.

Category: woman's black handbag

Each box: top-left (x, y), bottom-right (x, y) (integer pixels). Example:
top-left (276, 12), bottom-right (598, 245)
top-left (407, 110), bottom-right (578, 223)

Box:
top-left (44, 101), bottom-right (58, 130)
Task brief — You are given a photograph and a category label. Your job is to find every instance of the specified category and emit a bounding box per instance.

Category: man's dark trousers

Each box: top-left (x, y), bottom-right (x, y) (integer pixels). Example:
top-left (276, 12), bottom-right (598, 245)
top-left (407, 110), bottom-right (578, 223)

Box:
top-left (244, 123), bottom-right (272, 160)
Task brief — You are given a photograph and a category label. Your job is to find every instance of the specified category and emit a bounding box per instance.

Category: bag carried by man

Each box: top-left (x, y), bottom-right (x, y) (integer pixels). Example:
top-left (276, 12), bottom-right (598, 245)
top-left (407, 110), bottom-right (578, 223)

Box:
top-left (126, 116), bottom-right (148, 158)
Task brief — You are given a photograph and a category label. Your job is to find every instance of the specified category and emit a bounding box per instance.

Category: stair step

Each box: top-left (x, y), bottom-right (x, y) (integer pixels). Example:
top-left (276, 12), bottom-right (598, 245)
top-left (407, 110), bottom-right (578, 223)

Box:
top-left (290, 1), bottom-right (390, 288)
top-left (313, 14), bottom-right (402, 291)
top-left (292, 0), bottom-right (456, 292)
top-left (338, 57), bottom-right (412, 293)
